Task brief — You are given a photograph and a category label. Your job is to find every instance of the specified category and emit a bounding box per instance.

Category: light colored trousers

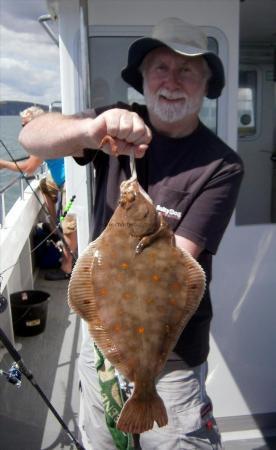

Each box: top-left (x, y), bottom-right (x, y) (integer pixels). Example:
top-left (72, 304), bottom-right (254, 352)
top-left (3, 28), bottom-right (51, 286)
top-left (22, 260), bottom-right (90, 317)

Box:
top-left (78, 321), bottom-right (223, 450)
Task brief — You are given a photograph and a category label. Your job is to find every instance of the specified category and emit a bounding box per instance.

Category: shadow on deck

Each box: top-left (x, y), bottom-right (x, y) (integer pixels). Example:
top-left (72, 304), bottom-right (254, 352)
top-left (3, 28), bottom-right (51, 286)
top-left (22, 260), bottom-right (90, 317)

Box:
top-left (0, 271), bottom-right (82, 450)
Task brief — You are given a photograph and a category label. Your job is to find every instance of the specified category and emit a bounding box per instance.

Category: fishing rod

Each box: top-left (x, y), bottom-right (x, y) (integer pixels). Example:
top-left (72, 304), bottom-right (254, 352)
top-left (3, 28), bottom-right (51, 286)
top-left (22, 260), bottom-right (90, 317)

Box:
top-left (1, 139), bottom-right (54, 218)
top-left (0, 327), bottom-right (85, 450)
top-left (0, 139), bottom-right (77, 275)
top-left (0, 140), bottom-right (84, 448)
top-left (0, 194), bottom-right (77, 282)
top-left (9, 156), bottom-right (30, 162)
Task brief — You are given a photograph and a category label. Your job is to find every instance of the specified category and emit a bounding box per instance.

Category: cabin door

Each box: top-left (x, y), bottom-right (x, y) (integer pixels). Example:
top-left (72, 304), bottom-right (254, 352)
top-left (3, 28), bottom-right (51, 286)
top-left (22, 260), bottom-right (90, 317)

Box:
top-left (236, 60), bottom-right (276, 225)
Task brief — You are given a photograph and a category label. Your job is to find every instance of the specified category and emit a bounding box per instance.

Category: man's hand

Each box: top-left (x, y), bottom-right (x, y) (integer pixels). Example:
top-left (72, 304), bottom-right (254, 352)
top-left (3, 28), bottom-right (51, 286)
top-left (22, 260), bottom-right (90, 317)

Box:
top-left (92, 109), bottom-right (152, 158)
top-left (19, 108), bottom-right (152, 159)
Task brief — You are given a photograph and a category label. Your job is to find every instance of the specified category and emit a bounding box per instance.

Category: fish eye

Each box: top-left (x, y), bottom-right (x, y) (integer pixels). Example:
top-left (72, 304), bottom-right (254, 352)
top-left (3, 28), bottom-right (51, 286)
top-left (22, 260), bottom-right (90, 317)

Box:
top-left (126, 191), bottom-right (136, 203)
top-left (119, 190), bottom-right (136, 208)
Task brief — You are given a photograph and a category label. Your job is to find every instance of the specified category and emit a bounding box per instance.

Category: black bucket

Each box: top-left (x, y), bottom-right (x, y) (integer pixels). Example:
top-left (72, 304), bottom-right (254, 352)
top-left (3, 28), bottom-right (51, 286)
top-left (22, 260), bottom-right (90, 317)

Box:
top-left (10, 290), bottom-right (50, 336)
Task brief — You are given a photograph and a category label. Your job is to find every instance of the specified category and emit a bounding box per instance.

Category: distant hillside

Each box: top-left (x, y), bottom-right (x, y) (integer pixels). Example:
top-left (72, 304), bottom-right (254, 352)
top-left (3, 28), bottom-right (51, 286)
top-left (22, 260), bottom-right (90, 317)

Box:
top-left (0, 101), bottom-right (47, 116)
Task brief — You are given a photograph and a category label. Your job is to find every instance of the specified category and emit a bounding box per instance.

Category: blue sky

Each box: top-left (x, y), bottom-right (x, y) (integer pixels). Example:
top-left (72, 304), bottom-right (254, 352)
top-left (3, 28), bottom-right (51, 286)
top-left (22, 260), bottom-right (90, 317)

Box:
top-left (0, 0), bottom-right (60, 106)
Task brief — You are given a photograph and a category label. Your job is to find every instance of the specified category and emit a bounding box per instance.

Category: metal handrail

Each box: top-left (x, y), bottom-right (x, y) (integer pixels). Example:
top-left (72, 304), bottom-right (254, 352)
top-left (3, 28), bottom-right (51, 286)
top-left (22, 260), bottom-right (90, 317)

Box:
top-left (0, 167), bottom-right (46, 228)
top-left (1, 175), bottom-right (22, 228)
top-left (49, 100), bottom-right (62, 112)
top-left (0, 174), bottom-right (22, 194)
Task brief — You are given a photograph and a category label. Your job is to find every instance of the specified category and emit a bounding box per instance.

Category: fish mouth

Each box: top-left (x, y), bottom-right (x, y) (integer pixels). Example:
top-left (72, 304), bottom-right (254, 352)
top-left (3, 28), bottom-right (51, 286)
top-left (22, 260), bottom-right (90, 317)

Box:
top-left (120, 178), bottom-right (153, 207)
top-left (119, 179), bottom-right (138, 207)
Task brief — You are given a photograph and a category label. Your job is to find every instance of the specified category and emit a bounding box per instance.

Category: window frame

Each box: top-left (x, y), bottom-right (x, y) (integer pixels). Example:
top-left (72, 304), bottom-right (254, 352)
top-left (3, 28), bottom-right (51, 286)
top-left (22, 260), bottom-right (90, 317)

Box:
top-left (238, 65), bottom-right (262, 141)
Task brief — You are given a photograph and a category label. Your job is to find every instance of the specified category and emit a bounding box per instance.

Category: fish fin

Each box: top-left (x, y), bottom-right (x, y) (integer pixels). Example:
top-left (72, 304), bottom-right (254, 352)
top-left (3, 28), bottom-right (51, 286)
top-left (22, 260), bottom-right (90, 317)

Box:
top-left (68, 241), bottom-right (97, 319)
top-left (117, 386), bottom-right (168, 434)
top-left (92, 330), bottom-right (126, 374)
top-left (180, 248), bottom-right (206, 316)
top-left (169, 250), bottom-right (206, 347)
top-left (68, 241), bottom-right (127, 376)
top-left (155, 248), bottom-right (206, 374)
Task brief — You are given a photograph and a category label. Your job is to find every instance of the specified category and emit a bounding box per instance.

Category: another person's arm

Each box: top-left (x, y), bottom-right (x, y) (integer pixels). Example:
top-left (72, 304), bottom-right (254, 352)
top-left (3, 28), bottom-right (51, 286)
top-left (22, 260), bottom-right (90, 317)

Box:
top-left (0, 155), bottom-right (43, 176)
top-left (19, 109), bottom-right (152, 160)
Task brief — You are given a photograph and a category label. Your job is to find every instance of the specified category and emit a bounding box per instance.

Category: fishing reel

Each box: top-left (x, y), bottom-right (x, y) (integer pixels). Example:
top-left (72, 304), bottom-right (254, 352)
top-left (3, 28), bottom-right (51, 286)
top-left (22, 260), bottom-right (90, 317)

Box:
top-left (0, 286), bottom-right (21, 386)
top-left (0, 362), bottom-right (22, 388)
top-left (0, 327), bottom-right (85, 450)
top-left (52, 239), bottom-right (64, 254)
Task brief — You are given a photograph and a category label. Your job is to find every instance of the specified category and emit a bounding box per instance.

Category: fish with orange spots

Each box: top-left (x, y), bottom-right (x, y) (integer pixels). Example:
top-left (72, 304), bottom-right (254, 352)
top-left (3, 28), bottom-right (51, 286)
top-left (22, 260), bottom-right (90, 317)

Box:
top-left (68, 173), bottom-right (206, 435)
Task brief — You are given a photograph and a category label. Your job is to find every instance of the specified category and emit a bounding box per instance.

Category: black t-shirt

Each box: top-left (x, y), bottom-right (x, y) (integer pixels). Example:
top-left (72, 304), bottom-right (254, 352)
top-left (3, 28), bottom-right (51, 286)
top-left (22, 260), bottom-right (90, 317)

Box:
top-left (75, 102), bottom-right (244, 366)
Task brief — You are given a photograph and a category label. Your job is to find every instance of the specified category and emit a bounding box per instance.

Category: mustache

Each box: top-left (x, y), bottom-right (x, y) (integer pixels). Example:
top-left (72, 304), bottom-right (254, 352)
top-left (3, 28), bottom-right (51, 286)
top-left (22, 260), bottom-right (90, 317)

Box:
top-left (157, 88), bottom-right (187, 100)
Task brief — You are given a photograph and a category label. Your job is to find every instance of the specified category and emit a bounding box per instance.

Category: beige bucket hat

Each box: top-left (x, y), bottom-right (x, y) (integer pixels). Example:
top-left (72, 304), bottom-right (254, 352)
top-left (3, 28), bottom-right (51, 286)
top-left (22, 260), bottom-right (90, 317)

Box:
top-left (121, 17), bottom-right (225, 99)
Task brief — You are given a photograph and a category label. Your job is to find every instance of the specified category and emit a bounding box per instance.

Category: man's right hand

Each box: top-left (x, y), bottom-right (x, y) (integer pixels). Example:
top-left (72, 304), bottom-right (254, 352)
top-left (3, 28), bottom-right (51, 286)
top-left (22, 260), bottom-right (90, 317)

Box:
top-left (19, 108), bottom-right (152, 160)
top-left (90, 108), bottom-right (152, 158)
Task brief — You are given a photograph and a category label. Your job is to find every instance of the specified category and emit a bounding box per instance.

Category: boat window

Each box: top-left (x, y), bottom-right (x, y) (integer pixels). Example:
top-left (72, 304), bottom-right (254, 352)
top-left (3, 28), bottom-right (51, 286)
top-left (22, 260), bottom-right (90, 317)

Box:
top-left (238, 70), bottom-right (257, 138)
top-left (90, 36), bottom-right (219, 133)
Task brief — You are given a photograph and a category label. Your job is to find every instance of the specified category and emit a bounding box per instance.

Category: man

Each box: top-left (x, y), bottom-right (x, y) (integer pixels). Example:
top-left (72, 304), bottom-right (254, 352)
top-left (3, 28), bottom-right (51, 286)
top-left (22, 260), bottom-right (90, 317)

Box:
top-left (19, 17), bottom-right (243, 450)
top-left (0, 106), bottom-right (77, 280)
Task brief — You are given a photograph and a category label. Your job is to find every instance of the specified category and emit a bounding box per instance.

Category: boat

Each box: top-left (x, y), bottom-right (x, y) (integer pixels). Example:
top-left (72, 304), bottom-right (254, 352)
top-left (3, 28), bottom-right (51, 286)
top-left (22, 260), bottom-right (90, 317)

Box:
top-left (0, 0), bottom-right (276, 448)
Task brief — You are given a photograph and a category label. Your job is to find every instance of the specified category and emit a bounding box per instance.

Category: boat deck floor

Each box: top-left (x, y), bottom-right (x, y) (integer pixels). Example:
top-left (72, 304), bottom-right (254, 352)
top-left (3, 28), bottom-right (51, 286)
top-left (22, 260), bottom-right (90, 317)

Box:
top-left (0, 271), bottom-right (82, 450)
top-left (0, 271), bottom-right (275, 449)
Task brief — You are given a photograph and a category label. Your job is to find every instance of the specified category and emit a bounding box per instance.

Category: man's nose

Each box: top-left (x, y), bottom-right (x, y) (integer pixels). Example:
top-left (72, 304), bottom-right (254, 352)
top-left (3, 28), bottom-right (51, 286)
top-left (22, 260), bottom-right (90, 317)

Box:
top-left (164, 69), bottom-right (182, 87)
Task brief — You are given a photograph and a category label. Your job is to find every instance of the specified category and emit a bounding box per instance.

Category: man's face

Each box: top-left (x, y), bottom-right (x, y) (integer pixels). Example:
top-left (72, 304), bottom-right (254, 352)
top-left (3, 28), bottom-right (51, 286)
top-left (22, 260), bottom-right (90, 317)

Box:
top-left (142, 47), bottom-right (209, 124)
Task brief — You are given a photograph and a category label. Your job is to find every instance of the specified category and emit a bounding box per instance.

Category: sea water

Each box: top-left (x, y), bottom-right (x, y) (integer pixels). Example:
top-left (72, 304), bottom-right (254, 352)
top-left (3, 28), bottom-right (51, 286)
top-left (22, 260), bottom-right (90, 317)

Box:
top-left (0, 116), bottom-right (29, 214)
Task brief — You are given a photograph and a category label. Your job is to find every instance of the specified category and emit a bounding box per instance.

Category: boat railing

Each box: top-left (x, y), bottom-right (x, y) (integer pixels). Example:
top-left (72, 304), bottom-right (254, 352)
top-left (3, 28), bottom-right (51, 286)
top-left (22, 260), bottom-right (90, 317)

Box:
top-left (0, 164), bottom-right (47, 228)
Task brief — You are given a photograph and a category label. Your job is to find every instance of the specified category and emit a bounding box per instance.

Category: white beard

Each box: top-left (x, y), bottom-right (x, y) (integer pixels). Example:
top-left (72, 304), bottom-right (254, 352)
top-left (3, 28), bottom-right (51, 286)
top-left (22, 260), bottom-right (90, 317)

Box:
top-left (143, 81), bottom-right (204, 123)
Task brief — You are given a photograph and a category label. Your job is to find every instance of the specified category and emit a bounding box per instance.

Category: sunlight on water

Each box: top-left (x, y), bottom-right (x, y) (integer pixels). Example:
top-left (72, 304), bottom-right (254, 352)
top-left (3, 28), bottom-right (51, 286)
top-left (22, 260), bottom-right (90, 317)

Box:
top-left (0, 116), bottom-right (29, 213)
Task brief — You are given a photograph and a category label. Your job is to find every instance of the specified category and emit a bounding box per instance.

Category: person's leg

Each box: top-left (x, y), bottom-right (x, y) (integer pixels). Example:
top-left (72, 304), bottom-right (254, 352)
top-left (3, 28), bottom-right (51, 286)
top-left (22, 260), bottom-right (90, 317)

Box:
top-left (78, 321), bottom-right (117, 450)
top-left (44, 221), bottom-right (77, 279)
top-left (139, 354), bottom-right (223, 450)
top-left (44, 186), bottom-right (78, 279)
top-left (60, 210), bottom-right (77, 273)
top-left (39, 176), bottom-right (58, 231)
top-left (78, 324), bottom-right (223, 450)
top-left (60, 228), bottom-right (77, 273)
top-left (59, 185), bottom-right (78, 273)
top-left (42, 193), bottom-right (57, 230)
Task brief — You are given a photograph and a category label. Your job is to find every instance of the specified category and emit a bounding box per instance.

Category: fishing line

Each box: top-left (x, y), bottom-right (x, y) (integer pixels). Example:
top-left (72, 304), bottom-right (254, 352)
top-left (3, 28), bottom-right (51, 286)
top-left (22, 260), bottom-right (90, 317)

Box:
top-left (0, 145), bottom-right (88, 449)
top-left (0, 195), bottom-right (76, 278)
top-left (0, 139), bottom-right (77, 250)
top-left (0, 139), bottom-right (78, 278)
top-left (0, 138), bottom-right (72, 251)
top-left (0, 139), bottom-right (50, 214)
top-left (129, 150), bottom-right (137, 179)
top-left (0, 139), bottom-right (100, 279)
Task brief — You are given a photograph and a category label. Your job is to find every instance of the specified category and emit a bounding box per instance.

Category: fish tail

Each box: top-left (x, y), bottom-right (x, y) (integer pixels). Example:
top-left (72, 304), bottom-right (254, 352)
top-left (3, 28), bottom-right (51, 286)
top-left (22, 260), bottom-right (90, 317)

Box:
top-left (116, 385), bottom-right (168, 434)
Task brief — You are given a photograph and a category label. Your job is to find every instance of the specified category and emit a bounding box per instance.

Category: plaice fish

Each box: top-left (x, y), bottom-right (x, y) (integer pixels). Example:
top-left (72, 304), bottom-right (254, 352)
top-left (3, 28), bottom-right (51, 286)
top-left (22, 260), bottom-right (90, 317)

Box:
top-left (68, 163), bottom-right (206, 435)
